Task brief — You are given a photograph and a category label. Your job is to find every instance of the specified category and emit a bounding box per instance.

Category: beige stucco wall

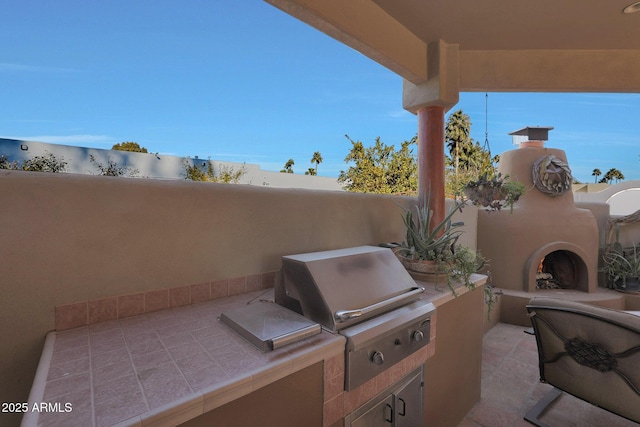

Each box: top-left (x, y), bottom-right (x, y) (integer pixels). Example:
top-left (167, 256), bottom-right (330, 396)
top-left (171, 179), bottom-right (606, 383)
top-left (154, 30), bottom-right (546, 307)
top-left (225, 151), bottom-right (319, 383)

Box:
top-left (613, 222), bottom-right (640, 249)
top-left (424, 286), bottom-right (484, 427)
top-left (576, 200), bottom-right (640, 290)
top-left (574, 180), bottom-right (640, 214)
top-left (0, 170), bottom-right (477, 425)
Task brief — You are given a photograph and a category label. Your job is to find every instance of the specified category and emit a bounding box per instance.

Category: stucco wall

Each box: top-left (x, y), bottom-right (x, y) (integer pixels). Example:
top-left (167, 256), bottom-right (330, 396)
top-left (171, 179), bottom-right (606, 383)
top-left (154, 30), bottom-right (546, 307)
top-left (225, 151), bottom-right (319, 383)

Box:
top-left (424, 286), bottom-right (484, 427)
top-left (0, 170), bottom-right (477, 424)
top-left (577, 201), bottom-right (640, 251)
top-left (574, 180), bottom-right (640, 216)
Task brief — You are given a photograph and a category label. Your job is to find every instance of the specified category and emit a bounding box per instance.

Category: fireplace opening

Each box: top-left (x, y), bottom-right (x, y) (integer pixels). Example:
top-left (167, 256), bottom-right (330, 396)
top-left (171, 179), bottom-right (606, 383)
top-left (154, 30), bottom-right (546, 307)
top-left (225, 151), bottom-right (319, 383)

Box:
top-left (536, 250), bottom-right (580, 290)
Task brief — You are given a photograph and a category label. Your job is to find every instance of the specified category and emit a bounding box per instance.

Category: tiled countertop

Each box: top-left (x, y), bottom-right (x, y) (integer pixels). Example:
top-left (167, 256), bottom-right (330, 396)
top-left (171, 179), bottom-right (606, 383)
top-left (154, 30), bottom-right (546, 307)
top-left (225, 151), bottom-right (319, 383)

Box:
top-left (23, 290), bottom-right (345, 427)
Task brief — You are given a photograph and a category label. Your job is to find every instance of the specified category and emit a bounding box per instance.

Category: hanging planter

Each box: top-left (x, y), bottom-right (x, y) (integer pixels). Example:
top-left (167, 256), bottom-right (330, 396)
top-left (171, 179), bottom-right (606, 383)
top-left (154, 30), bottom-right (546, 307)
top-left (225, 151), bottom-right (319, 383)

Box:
top-left (463, 172), bottom-right (525, 212)
top-left (458, 94), bottom-right (526, 213)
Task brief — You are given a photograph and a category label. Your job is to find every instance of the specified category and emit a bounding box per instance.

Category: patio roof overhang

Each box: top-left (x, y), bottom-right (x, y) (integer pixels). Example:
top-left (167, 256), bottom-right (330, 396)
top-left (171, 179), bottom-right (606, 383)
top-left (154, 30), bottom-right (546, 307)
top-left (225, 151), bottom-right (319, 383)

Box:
top-left (265, 0), bottom-right (640, 94)
top-left (264, 0), bottom-right (640, 224)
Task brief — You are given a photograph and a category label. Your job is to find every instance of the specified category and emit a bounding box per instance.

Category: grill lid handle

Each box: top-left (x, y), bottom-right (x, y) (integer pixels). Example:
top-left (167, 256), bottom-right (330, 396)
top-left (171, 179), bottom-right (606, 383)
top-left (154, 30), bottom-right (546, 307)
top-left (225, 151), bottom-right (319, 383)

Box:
top-left (334, 286), bottom-right (425, 323)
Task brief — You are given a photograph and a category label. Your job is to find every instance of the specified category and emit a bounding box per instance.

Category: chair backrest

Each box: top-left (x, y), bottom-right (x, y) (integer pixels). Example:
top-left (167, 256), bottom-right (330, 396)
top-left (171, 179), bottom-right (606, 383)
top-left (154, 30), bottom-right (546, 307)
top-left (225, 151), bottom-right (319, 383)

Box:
top-left (527, 297), bottom-right (640, 423)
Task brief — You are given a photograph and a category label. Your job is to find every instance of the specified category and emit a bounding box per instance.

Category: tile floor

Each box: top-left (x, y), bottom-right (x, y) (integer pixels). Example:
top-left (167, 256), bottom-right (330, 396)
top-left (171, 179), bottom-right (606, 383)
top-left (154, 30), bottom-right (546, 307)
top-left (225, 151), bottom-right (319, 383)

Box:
top-left (459, 323), bottom-right (638, 427)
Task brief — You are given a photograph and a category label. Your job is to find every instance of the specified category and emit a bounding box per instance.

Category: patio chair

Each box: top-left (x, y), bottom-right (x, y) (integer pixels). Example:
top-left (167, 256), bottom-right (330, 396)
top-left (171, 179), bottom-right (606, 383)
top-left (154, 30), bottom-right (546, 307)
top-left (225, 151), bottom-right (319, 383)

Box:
top-left (525, 297), bottom-right (640, 426)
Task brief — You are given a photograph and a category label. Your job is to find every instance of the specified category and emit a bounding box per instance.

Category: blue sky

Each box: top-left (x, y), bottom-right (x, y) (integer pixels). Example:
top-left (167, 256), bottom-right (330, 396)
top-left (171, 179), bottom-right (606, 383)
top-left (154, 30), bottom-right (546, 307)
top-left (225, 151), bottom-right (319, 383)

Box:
top-left (2, 1), bottom-right (639, 182)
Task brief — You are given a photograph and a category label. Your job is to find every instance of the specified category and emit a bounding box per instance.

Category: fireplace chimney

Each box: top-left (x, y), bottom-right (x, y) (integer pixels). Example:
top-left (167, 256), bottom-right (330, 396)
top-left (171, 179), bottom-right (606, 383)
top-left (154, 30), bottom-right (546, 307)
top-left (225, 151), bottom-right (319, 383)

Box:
top-left (509, 126), bottom-right (554, 149)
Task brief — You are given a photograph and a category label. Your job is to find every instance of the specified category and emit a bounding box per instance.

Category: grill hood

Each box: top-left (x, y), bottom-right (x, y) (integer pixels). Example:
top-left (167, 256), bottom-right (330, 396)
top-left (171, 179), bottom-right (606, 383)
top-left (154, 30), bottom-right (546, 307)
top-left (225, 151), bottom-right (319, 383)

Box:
top-left (275, 246), bottom-right (424, 331)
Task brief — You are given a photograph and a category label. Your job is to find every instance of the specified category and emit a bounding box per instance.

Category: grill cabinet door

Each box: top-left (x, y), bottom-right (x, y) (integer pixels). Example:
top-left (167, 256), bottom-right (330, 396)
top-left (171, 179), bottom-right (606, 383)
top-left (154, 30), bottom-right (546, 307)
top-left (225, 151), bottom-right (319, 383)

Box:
top-left (347, 368), bottom-right (424, 427)
top-left (394, 369), bottom-right (424, 427)
top-left (350, 395), bottom-right (394, 427)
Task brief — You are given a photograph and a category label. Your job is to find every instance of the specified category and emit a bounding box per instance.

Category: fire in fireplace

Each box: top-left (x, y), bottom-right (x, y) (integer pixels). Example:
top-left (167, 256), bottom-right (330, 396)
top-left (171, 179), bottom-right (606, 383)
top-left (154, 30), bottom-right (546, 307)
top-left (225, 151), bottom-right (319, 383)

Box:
top-left (536, 250), bottom-right (580, 290)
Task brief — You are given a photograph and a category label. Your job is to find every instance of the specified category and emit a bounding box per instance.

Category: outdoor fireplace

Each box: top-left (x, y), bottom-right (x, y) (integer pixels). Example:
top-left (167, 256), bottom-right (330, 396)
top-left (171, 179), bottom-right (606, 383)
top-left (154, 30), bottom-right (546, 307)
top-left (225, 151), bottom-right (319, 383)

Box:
top-left (477, 127), bottom-right (598, 293)
top-left (535, 250), bottom-right (589, 290)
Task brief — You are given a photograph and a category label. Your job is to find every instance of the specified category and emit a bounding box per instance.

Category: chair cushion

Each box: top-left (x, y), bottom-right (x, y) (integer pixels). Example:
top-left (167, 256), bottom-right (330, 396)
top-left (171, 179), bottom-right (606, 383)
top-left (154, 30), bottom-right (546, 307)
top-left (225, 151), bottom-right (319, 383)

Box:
top-left (527, 297), bottom-right (640, 423)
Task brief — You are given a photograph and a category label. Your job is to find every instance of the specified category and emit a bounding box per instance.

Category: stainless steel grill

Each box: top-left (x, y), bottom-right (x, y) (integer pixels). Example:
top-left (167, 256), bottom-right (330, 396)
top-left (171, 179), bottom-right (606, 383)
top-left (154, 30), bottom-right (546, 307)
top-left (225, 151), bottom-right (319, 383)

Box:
top-left (275, 245), bottom-right (435, 391)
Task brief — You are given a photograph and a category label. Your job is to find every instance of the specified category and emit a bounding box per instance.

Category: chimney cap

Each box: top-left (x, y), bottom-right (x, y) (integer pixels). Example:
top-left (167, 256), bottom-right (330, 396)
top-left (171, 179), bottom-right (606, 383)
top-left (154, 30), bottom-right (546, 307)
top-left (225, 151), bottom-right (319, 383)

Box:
top-left (508, 126), bottom-right (554, 141)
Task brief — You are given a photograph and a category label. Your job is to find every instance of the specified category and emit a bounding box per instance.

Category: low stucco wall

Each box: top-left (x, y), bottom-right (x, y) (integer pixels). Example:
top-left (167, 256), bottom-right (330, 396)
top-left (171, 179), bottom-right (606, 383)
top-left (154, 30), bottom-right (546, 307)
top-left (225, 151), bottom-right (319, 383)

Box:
top-left (0, 170), bottom-right (477, 425)
top-left (577, 201), bottom-right (640, 250)
top-left (424, 286), bottom-right (484, 427)
top-left (574, 180), bottom-right (640, 216)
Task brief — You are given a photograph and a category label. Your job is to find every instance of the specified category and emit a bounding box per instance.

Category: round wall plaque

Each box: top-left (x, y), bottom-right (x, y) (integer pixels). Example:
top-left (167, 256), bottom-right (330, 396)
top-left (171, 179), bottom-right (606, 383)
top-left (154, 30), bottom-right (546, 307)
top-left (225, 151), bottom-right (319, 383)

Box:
top-left (532, 155), bottom-right (572, 196)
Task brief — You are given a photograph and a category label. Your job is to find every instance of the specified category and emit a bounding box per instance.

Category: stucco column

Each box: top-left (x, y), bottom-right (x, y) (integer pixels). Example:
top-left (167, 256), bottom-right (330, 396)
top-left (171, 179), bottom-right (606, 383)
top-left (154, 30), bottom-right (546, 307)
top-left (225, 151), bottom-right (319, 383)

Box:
top-left (417, 106), bottom-right (445, 225)
top-left (403, 40), bottom-right (459, 231)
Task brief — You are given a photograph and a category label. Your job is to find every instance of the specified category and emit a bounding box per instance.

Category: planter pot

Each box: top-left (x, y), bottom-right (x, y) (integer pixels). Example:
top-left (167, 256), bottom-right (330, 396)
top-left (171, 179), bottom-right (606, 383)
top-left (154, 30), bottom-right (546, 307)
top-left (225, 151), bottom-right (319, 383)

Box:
top-left (615, 277), bottom-right (640, 293)
top-left (397, 255), bottom-right (446, 283)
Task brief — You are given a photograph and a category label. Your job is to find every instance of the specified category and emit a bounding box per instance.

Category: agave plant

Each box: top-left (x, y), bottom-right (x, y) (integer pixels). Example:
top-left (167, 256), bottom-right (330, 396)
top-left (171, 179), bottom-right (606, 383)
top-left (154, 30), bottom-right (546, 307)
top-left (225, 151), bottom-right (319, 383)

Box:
top-left (396, 198), bottom-right (488, 296)
top-left (601, 244), bottom-right (640, 291)
top-left (397, 200), bottom-right (465, 262)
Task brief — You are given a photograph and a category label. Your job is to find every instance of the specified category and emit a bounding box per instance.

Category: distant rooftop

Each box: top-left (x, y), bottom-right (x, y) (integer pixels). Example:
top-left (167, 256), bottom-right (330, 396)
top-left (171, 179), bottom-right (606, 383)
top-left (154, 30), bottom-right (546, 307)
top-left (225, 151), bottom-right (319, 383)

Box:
top-left (0, 138), bottom-right (342, 191)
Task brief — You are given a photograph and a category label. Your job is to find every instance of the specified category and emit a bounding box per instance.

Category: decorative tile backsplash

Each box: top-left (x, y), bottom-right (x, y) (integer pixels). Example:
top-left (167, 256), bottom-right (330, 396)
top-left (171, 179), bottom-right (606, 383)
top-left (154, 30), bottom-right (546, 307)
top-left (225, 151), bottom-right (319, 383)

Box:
top-left (54, 271), bottom-right (277, 331)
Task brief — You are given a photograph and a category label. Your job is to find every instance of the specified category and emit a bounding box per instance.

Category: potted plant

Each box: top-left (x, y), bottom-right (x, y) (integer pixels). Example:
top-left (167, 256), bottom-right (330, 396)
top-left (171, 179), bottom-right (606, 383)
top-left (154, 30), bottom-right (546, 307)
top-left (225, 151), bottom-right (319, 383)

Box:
top-left (395, 198), bottom-right (486, 296)
top-left (601, 244), bottom-right (640, 293)
top-left (463, 172), bottom-right (525, 212)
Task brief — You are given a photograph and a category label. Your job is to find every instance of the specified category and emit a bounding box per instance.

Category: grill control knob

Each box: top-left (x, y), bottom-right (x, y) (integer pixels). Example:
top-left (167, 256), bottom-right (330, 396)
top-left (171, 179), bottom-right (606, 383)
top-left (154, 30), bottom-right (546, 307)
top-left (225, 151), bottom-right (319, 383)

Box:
top-left (371, 351), bottom-right (385, 365)
top-left (412, 330), bottom-right (424, 342)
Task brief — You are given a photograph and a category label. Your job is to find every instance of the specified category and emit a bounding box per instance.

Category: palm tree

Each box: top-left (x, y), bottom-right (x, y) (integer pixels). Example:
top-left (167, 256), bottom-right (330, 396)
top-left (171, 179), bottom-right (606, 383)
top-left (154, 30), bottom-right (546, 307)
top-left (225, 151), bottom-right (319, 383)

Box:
top-left (311, 151), bottom-right (323, 175)
top-left (445, 110), bottom-right (472, 180)
top-left (613, 168), bottom-right (625, 183)
top-left (280, 159), bottom-right (295, 173)
top-left (591, 168), bottom-right (601, 183)
top-left (600, 168), bottom-right (618, 184)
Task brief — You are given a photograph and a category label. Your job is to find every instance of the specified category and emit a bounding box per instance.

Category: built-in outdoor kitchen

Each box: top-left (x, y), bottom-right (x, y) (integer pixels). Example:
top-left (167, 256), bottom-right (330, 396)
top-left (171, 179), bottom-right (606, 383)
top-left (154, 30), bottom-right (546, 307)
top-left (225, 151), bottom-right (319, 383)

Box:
top-left (5, 167), bottom-right (486, 427)
top-left (21, 243), bottom-right (485, 427)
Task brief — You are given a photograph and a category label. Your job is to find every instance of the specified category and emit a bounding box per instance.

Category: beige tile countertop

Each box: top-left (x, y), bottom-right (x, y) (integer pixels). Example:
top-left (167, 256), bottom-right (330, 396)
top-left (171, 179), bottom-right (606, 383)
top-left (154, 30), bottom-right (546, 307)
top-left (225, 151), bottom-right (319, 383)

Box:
top-left (22, 290), bottom-right (345, 427)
